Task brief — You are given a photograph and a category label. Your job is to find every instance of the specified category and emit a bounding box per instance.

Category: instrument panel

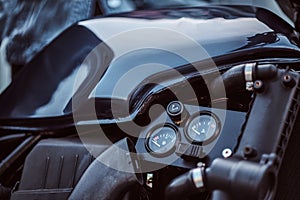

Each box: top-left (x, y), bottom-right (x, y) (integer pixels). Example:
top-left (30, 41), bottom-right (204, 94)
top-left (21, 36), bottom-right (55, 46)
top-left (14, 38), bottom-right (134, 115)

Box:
top-left (135, 102), bottom-right (246, 169)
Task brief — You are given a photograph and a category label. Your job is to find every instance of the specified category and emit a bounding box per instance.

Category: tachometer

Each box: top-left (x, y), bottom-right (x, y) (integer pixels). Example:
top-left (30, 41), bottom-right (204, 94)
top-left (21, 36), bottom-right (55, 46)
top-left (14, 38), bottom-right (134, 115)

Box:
top-left (146, 126), bottom-right (177, 155)
top-left (185, 112), bottom-right (220, 144)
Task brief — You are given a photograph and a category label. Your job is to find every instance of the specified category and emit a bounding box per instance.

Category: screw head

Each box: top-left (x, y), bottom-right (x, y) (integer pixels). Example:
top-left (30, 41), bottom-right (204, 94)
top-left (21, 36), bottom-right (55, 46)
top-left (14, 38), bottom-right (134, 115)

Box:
top-left (282, 74), bottom-right (296, 88)
top-left (222, 148), bottom-right (232, 158)
top-left (253, 80), bottom-right (264, 92)
top-left (243, 146), bottom-right (257, 158)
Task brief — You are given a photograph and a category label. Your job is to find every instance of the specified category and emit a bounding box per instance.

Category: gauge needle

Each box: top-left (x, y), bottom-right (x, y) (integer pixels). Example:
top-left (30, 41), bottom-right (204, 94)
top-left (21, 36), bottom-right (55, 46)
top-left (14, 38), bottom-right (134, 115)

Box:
top-left (192, 127), bottom-right (203, 135)
top-left (153, 141), bottom-right (161, 147)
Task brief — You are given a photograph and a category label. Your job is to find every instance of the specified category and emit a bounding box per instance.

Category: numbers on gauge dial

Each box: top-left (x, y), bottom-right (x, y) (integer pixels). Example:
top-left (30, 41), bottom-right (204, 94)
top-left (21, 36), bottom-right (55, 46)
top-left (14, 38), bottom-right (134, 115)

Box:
top-left (147, 126), bottom-right (177, 155)
top-left (186, 114), bottom-right (219, 143)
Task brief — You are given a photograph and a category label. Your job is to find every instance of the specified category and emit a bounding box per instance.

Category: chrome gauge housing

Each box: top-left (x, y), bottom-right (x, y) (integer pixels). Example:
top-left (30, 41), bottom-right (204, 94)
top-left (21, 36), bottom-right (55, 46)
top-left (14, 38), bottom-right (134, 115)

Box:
top-left (146, 125), bottom-right (178, 156)
top-left (185, 112), bottom-right (221, 145)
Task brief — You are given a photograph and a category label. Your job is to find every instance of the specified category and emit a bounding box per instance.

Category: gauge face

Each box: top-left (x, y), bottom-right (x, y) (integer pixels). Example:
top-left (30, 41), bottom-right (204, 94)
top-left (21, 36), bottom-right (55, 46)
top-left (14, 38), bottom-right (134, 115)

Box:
top-left (186, 114), bottom-right (220, 144)
top-left (147, 126), bottom-right (177, 155)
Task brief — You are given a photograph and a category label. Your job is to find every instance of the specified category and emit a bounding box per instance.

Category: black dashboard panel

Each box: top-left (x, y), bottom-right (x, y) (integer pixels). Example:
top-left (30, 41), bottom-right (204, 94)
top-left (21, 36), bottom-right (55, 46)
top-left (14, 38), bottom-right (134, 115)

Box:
top-left (135, 103), bottom-right (246, 170)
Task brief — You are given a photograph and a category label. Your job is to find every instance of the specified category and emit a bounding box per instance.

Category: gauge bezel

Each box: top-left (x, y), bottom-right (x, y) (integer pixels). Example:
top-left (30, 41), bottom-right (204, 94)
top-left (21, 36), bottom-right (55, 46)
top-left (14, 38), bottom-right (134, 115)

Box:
top-left (145, 124), bottom-right (179, 157)
top-left (184, 111), bottom-right (221, 145)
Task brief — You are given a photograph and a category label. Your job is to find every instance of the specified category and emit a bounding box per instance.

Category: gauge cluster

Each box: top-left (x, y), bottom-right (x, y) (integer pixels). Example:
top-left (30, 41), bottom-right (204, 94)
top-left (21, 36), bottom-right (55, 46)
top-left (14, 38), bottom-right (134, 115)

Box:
top-left (135, 102), bottom-right (246, 169)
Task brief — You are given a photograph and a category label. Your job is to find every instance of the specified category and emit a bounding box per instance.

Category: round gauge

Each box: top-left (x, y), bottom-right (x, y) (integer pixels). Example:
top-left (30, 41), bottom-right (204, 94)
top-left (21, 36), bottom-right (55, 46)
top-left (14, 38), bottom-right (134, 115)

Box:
top-left (146, 126), bottom-right (177, 155)
top-left (185, 113), bottom-right (220, 144)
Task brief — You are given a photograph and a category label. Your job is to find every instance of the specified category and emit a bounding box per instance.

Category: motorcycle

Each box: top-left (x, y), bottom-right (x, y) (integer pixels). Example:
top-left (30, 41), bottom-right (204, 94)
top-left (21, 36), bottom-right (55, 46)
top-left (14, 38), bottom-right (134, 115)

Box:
top-left (0, 0), bottom-right (300, 199)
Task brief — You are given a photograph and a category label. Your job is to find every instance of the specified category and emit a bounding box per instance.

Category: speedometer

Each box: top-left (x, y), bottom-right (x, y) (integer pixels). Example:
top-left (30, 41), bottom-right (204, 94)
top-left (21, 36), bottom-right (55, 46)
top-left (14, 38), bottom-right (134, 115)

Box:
top-left (185, 112), bottom-right (220, 144)
top-left (146, 126), bottom-right (178, 155)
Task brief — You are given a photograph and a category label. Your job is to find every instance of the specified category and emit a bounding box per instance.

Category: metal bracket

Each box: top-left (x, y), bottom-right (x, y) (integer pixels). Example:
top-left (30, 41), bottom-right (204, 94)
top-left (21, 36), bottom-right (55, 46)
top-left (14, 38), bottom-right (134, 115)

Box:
top-left (244, 63), bottom-right (256, 91)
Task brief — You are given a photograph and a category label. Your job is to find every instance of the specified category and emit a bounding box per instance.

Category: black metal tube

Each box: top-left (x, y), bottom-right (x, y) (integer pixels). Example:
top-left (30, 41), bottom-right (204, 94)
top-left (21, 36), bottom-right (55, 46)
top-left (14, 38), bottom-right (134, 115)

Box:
top-left (0, 135), bottom-right (41, 176)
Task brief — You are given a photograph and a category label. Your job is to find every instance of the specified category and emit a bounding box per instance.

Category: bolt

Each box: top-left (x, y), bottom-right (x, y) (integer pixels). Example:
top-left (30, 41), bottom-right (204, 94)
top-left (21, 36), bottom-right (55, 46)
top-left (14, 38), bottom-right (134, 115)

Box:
top-left (222, 148), bottom-right (232, 158)
top-left (243, 146), bottom-right (257, 158)
top-left (282, 74), bottom-right (296, 88)
top-left (253, 80), bottom-right (264, 92)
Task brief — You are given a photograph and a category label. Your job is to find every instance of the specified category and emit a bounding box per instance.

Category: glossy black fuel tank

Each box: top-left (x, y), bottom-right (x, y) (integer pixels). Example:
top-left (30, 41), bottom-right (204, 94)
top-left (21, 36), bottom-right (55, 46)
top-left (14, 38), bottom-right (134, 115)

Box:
top-left (0, 6), bottom-right (300, 130)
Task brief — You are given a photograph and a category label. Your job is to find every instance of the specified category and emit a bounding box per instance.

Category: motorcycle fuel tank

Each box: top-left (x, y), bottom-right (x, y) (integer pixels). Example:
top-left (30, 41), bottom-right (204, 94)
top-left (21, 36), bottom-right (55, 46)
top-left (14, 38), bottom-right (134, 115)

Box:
top-left (0, 6), bottom-right (299, 130)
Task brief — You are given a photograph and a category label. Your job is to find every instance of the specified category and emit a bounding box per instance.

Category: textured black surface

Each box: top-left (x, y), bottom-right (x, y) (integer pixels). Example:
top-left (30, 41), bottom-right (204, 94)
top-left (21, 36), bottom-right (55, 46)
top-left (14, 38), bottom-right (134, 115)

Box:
top-left (11, 137), bottom-right (108, 200)
top-left (275, 111), bottom-right (300, 199)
